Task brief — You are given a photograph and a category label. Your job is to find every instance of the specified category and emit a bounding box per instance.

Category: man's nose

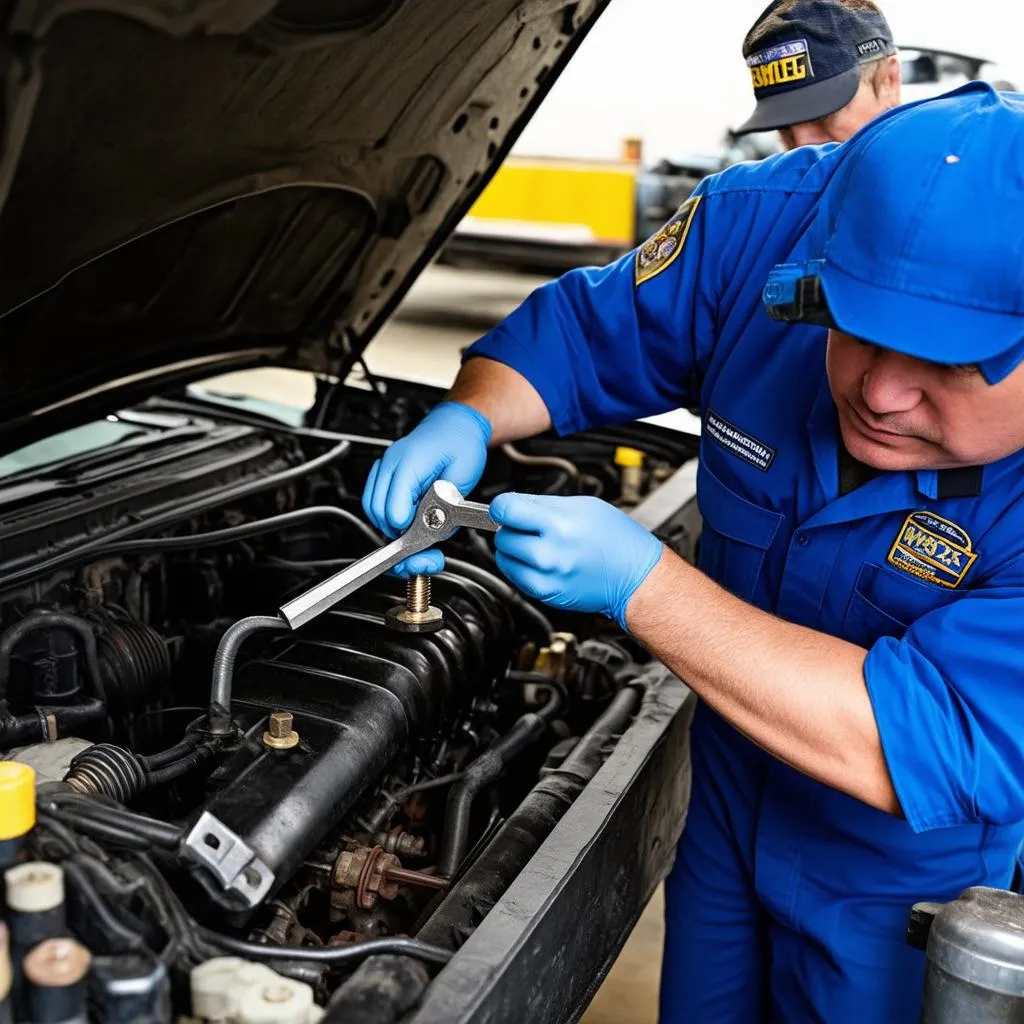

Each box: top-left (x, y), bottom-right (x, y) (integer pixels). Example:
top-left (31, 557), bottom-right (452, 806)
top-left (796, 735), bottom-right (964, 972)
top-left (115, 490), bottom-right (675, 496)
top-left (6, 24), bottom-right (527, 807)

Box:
top-left (861, 352), bottom-right (924, 415)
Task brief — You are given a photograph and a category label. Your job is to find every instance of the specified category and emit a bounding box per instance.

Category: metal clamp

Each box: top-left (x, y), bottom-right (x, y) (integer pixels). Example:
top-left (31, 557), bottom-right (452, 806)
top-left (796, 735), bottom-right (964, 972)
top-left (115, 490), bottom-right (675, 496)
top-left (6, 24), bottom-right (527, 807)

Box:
top-left (183, 811), bottom-right (275, 908)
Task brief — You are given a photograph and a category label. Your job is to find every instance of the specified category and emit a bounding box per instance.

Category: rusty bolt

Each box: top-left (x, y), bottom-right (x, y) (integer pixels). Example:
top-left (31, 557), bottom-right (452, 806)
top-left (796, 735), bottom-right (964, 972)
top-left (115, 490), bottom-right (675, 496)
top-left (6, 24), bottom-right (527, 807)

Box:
top-left (333, 846), bottom-right (401, 909)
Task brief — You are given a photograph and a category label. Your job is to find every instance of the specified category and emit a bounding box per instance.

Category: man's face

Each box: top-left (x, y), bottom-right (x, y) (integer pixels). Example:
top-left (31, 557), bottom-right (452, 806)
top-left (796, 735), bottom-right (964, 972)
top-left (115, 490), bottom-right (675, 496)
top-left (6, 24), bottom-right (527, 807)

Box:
top-left (826, 330), bottom-right (1024, 471)
top-left (778, 58), bottom-right (900, 149)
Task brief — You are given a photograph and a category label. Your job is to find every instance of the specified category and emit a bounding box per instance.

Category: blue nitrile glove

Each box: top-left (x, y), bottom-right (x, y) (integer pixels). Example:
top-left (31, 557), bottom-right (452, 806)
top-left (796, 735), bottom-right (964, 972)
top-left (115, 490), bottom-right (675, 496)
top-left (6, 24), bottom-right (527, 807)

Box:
top-left (489, 493), bottom-right (664, 630)
top-left (362, 401), bottom-right (492, 577)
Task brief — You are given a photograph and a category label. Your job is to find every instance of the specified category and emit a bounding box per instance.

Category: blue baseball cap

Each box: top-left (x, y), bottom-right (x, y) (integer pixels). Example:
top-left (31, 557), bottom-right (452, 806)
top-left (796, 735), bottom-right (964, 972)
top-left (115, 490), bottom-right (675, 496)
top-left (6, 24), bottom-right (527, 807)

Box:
top-left (766, 83), bottom-right (1024, 384)
top-left (737, 0), bottom-right (896, 136)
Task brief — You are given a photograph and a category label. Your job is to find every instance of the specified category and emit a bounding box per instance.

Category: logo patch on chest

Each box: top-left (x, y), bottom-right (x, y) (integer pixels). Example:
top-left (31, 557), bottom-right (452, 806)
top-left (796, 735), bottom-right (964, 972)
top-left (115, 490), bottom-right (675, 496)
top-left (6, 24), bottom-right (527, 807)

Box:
top-left (705, 410), bottom-right (776, 471)
top-left (887, 511), bottom-right (977, 589)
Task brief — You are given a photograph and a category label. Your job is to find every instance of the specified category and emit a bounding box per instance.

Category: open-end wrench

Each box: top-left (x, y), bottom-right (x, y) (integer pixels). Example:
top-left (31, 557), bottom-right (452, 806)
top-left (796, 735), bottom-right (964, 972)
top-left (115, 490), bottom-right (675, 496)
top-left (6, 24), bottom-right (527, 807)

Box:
top-left (278, 481), bottom-right (498, 629)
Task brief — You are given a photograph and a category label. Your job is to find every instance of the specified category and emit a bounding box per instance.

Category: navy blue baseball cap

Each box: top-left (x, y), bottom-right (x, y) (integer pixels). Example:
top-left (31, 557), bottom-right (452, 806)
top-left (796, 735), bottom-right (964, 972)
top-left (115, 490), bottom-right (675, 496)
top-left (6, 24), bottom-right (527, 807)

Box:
top-left (765, 83), bottom-right (1024, 384)
top-left (737, 0), bottom-right (896, 136)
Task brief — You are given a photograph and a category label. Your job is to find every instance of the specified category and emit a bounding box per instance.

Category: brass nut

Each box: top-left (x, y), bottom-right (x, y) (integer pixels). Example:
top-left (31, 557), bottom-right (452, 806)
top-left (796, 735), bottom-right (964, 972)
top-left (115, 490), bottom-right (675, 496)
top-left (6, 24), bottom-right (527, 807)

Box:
top-left (262, 711), bottom-right (299, 750)
top-left (533, 632), bottom-right (578, 680)
top-left (269, 712), bottom-right (292, 738)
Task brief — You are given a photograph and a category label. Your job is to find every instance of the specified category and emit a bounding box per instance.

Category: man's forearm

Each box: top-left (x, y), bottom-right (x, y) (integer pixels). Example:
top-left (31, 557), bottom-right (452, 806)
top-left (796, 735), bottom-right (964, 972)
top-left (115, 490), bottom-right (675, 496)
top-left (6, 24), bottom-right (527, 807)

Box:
top-left (446, 356), bottom-right (552, 445)
top-left (626, 549), bottom-right (900, 816)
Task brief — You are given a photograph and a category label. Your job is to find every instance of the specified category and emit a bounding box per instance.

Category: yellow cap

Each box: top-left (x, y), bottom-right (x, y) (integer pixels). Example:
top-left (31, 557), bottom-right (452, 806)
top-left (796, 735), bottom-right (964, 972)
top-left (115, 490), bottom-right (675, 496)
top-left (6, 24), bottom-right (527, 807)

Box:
top-left (614, 446), bottom-right (645, 469)
top-left (0, 762), bottom-right (35, 841)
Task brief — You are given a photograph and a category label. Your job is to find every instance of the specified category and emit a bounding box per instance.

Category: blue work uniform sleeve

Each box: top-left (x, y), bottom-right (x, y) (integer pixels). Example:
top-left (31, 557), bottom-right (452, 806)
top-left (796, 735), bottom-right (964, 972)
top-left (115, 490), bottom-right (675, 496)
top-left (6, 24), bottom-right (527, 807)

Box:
top-left (865, 547), bottom-right (1024, 832)
top-left (463, 182), bottom-right (774, 436)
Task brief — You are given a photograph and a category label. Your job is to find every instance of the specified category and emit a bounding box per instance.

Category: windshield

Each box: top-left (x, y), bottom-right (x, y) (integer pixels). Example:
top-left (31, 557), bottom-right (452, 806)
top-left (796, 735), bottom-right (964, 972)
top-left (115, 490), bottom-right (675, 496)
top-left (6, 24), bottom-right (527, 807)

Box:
top-left (0, 419), bottom-right (145, 481)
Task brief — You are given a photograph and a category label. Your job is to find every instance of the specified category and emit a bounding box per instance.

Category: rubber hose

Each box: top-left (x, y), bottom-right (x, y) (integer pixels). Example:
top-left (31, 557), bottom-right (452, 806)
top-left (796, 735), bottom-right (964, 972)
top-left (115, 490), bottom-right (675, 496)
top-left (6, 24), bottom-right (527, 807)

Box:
top-left (0, 610), bottom-right (106, 704)
top-left (437, 710), bottom-right (549, 878)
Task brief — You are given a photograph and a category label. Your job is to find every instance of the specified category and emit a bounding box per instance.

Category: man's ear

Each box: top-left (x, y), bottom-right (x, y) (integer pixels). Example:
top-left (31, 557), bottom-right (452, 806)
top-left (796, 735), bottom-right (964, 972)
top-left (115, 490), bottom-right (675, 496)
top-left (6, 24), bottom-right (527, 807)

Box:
top-left (880, 54), bottom-right (902, 106)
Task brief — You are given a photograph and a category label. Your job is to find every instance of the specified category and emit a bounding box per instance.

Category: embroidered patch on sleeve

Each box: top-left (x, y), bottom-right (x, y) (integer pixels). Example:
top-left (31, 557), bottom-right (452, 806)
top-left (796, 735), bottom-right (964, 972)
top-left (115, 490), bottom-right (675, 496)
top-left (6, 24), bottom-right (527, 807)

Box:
top-left (635, 196), bottom-right (702, 286)
top-left (705, 409), bottom-right (776, 471)
top-left (887, 511), bottom-right (977, 589)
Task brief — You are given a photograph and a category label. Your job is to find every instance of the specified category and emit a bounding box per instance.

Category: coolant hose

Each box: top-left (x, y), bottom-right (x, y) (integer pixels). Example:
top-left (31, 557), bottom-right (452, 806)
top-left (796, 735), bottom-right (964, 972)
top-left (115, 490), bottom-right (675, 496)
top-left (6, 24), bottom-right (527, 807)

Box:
top-left (419, 683), bottom-right (642, 948)
top-left (0, 611), bottom-right (106, 704)
top-left (437, 690), bottom-right (562, 879)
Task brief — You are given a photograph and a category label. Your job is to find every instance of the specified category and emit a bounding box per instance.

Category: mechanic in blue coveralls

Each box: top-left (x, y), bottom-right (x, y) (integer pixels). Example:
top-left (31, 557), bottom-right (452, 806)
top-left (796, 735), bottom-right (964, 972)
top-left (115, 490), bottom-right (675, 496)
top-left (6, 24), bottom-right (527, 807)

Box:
top-left (363, 83), bottom-right (1024, 1022)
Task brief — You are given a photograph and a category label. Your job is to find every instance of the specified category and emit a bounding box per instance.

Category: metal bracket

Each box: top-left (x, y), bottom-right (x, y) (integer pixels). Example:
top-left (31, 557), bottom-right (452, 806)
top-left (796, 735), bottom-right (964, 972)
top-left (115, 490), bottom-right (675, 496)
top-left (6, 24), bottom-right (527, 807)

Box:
top-left (183, 811), bottom-right (274, 908)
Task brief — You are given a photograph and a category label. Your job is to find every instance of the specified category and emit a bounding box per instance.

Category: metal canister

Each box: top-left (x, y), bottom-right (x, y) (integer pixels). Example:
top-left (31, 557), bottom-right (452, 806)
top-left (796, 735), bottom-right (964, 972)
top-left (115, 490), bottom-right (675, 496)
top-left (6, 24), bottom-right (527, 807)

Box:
top-left (910, 886), bottom-right (1024, 1023)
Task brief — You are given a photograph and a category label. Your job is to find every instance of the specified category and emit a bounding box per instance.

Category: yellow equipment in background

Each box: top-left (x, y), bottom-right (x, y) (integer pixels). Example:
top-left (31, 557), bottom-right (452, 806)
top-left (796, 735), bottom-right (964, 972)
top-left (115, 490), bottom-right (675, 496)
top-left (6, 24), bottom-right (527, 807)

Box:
top-left (445, 139), bottom-right (645, 273)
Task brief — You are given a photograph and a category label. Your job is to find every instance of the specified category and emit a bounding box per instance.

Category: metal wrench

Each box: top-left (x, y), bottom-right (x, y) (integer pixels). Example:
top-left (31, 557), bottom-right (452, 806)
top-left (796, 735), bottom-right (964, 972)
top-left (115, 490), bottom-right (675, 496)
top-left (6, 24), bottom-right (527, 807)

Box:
top-left (278, 480), bottom-right (497, 629)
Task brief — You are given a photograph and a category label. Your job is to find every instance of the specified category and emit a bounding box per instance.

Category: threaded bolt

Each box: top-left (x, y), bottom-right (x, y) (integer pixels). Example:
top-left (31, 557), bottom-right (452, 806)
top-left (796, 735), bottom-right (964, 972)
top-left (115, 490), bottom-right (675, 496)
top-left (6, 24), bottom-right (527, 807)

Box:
top-left (385, 574), bottom-right (443, 633)
top-left (407, 576), bottom-right (431, 614)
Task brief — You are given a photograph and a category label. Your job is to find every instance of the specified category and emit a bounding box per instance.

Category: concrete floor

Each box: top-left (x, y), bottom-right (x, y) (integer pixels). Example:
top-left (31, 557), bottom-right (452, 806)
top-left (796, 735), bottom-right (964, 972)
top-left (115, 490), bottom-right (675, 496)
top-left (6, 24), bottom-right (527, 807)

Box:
top-left (204, 264), bottom-right (673, 1023)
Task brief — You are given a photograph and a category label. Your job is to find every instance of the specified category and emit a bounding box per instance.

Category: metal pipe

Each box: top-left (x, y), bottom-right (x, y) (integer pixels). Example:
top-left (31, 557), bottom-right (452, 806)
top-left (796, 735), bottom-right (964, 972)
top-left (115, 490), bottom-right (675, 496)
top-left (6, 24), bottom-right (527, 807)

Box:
top-left (382, 867), bottom-right (448, 892)
top-left (499, 443), bottom-right (579, 478)
top-left (94, 505), bottom-right (382, 558)
top-left (206, 615), bottom-right (288, 735)
top-left (198, 929), bottom-right (453, 967)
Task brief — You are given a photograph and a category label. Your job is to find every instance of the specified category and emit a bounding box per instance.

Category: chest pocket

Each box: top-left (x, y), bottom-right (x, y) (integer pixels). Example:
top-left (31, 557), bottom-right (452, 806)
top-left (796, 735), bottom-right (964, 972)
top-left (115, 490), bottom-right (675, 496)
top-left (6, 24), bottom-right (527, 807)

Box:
top-left (696, 461), bottom-right (783, 602)
top-left (842, 561), bottom-right (958, 648)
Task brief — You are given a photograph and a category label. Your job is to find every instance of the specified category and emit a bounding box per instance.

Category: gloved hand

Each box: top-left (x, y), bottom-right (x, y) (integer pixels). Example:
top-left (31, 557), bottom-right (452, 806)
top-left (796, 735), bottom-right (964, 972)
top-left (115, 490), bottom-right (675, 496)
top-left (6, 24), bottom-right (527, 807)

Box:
top-left (362, 401), bottom-right (492, 576)
top-left (489, 493), bottom-right (664, 630)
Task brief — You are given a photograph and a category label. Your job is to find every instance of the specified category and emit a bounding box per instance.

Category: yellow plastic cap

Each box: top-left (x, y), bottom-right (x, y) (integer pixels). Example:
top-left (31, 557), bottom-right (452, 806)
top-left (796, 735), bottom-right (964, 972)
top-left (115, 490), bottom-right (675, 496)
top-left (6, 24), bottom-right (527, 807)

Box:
top-left (614, 446), bottom-right (645, 469)
top-left (0, 762), bottom-right (35, 841)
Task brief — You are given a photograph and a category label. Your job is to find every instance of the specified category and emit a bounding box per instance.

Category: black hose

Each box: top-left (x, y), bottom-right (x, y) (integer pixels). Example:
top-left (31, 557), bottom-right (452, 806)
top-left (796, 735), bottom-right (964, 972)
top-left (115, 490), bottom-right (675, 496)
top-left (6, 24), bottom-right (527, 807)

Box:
top-left (437, 708), bottom-right (551, 879)
top-left (0, 439), bottom-right (351, 595)
top-left (506, 671), bottom-right (569, 721)
top-left (42, 794), bottom-right (183, 849)
top-left (198, 929), bottom-right (453, 967)
top-left (419, 685), bottom-right (642, 950)
top-left (0, 698), bottom-right (107, 747)
top-left (92, 505), bottom-right (382, 558)
top-left (444, 557), bottom-right (553, 641)
top-left (137, 732), bottom-right (204, 772)
top-left (143, 743), bottom-right (217, 787)
top-left (207, 615), bottom-right (288, 735)
top-left (0, 610), bottom-right (106, 703)
top-left (41, 810), bottom-right (157, 850)
top-left (323, 954), bottom-right (430, 1023)
top-left (62, 859), bottom-right (148, 953)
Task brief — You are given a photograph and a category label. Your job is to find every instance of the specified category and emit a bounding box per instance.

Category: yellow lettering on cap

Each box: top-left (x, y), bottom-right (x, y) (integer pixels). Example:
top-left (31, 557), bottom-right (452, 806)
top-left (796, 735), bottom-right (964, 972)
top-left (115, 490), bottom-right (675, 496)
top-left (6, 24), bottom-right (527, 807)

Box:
top-left (750, 54), bottom-right (808, 91)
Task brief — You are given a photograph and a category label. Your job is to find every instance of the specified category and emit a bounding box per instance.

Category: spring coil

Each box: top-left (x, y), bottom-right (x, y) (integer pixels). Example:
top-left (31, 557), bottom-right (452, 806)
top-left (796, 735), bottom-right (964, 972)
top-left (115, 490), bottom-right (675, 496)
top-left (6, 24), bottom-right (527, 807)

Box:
top-left (64, 743), bottom-right (145, 803)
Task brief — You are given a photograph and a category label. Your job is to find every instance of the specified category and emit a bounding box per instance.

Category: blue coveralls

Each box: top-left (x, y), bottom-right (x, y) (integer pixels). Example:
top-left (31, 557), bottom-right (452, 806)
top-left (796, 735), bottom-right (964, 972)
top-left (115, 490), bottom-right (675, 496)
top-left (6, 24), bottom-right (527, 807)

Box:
top-left (466, 143), bottom-right (1024, 1021)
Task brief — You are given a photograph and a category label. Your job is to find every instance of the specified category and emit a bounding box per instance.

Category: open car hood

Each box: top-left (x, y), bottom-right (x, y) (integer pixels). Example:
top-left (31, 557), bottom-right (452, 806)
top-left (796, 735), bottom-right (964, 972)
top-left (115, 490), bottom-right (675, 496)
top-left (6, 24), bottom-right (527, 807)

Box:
top-left (0, 0), bottom-right (609, 451)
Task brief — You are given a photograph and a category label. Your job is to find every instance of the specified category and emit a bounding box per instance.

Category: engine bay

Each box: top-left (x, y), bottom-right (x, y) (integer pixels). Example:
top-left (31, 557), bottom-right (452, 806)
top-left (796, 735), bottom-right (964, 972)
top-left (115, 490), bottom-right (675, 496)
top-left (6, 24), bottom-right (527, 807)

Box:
top-left (0, 389), bottom-right (698, 1023)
